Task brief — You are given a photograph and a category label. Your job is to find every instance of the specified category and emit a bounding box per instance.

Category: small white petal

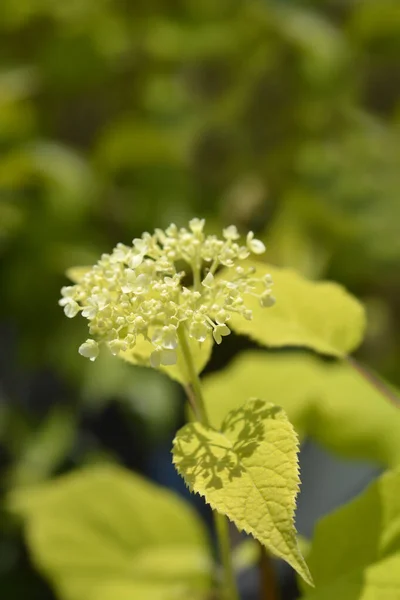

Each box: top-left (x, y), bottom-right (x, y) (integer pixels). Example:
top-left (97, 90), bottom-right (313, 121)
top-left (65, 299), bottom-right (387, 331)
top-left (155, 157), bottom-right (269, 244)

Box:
top-left (60, 286), bottom-right (75, 297)
top-left (215, 310), bottom-right (228, 325)
top-left (189, 218), bottom-right (205, 234)
top-left (79, 339), bottom-right (99, 361)
top-left (110, 243), bottom-right (130, 263)
top-left (132, 238), bottom-right (148, 253)
top-left (264, 273), bottom-right (273, 285)
top-left (150, 350), bottom-right (161, 368)
top-left (259, 292), bottom-right (276, 308)
top-left (238, 247), bottom-right (250, 260)
top-left (163, 277), bottom-right (176, 287)
top-left (202, 272), bottom-right (215, 288)
top-left (63, 300), bottom-right (80, 318)
top-left (213, 324), bottom-right (230, 344)
top-left (151, 329), bottom-right (163, 344)
top-left (160, 349), bottom-right (177, 366)
top-left (161, 325), bottom-right (178, 350)
top-left (222, 225), bottom-right (240, 241)
top-left (247, 231), bottom-right (266, 255)
top-left (189, 321), bottom-right (209, 343)
top-left (166, 223), bottom-right (178, 237)
top-left (108, 339), bottom-right (127, 356)
top-left (128, 252), bottom-right (144, 269)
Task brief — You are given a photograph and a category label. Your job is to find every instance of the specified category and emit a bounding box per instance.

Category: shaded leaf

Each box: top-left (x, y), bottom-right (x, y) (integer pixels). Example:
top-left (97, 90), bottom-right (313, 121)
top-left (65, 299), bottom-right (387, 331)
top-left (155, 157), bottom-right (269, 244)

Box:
top-left (10, 465), bottom-right (211, 600)
top-left (173, 398), bottom-right (312, 584)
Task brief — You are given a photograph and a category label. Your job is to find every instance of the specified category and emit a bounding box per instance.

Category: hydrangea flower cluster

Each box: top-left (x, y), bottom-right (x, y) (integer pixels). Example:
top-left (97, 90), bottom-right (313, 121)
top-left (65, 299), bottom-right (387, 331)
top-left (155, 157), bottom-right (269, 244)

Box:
top-left (59, 219), bottom-right (275, 368)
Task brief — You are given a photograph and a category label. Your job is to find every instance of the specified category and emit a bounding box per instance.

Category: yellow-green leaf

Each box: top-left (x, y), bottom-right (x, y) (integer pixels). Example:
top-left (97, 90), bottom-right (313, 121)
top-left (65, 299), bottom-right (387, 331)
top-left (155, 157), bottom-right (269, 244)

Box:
top-left (10, 465), bottom-right (212, 600)
top-left (120, 335), bottom-right (213, 386)
top-left (202, 351), bottom-right (400, 467)
top-left (66, 265), bottom-right (91, 283)
top-left (173, 398), bottom-right (312, 585)
top-left (302, 468), bottom-right (400, 600)
top-left (220, 260), bottom-right (366, 357)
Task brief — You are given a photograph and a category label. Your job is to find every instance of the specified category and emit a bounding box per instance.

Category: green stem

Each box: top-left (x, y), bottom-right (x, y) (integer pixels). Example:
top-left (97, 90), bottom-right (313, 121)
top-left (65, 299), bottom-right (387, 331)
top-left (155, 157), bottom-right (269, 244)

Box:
top-left (214, 511), bottom-right (240, 600)
top-left (177, 325), bottom-right (239, 600)
top-left (193, 264), bottom-right (202, 292)
top-left (177, 326), bottom-right (210, 427)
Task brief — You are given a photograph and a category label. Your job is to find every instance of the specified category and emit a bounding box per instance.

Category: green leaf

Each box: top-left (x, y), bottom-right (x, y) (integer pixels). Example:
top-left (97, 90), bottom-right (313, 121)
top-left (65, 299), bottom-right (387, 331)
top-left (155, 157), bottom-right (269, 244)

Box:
top-left (120, 335), bottom-right (213, 386)
top-left (173, 398), bottom-right (312, 585)
top-left (202, 351), bottom-right (400, 467)
top-left (302, 468), bottom-right (400, 600)
top-left (10, 465), bottom-right (212, 600)
top-left (220, 260), bottom-right (366, 357)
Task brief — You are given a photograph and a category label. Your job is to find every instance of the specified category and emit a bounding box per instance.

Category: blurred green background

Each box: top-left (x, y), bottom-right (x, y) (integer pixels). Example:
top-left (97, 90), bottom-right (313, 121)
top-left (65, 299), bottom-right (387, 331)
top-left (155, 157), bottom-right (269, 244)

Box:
top-left (0, 0), bottom-right (400, 597)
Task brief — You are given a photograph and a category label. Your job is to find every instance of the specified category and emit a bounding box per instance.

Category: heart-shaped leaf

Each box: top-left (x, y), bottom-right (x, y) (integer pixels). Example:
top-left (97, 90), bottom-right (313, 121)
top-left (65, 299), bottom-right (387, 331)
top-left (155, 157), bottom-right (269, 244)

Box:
top-left (173, 398), bottom-right (312, 585)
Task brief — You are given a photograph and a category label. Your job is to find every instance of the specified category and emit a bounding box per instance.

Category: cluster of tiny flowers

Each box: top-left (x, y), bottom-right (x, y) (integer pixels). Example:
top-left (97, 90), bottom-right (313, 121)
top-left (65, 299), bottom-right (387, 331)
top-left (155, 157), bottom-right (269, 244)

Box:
top-left (59, 219), bottom-right (275, 367)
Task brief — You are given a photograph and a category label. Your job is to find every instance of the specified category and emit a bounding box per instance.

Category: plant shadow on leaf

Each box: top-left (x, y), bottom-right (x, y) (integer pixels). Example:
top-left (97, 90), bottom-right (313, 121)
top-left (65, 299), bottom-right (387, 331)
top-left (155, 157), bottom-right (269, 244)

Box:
top-left (173, 398), bottom-right (312, 584)
top-left (174, 401), bottom-right (283, 491)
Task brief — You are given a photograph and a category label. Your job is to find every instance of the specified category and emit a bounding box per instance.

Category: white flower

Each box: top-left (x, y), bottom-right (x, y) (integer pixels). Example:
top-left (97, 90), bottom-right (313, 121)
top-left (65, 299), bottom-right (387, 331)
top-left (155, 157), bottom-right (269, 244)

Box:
top-left (110, 243), bottom-right (131, 264)
top-left (81, 295), bottom-right (107, 319)
top-left (60, 219), bottom-right (275, 366)
top-left (189, 218), bottom-right (205, 234)
top-left (150, 348), bottom-right (177, 368)
top-left (79, 339), bottom-right (99, 361)
top-left (260, 291), bottom-right (276, 307)
top-left (59, 297), bottom-right (80, 318)
top-left (223, 225), bottom-right (240, 241)
top-left (213, 324), bottom-right (230, 344)
top-left (202, 272), bottom-right (214, 288)
top-left (128, 252), bottom-right (145, 269)
top-left (189, 321), bottom-right (209, 343)
top-left (108, 339), bottom-right (128, 356)
top-left (246, 231), bottom-right (266, 254)
top-left (215, 309), bottom-right (229, 324)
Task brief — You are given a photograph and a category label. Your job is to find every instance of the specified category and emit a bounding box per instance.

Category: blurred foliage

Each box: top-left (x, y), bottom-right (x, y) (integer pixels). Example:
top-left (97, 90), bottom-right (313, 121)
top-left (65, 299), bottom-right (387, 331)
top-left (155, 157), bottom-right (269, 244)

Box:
top-left (301, 467), bottom-right (400, 600)
top-left (202, 351), bottom-right (400, 468)
top-left (10, 464), bottom-right (212, 600)
top-left (0, 0), bottom-right (400, 597)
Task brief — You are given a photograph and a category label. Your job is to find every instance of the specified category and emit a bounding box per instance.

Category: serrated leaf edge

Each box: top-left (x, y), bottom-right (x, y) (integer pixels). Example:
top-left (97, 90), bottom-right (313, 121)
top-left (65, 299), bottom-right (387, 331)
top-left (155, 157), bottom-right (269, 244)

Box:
top-left (172, 405), bottom-right (313, 586)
